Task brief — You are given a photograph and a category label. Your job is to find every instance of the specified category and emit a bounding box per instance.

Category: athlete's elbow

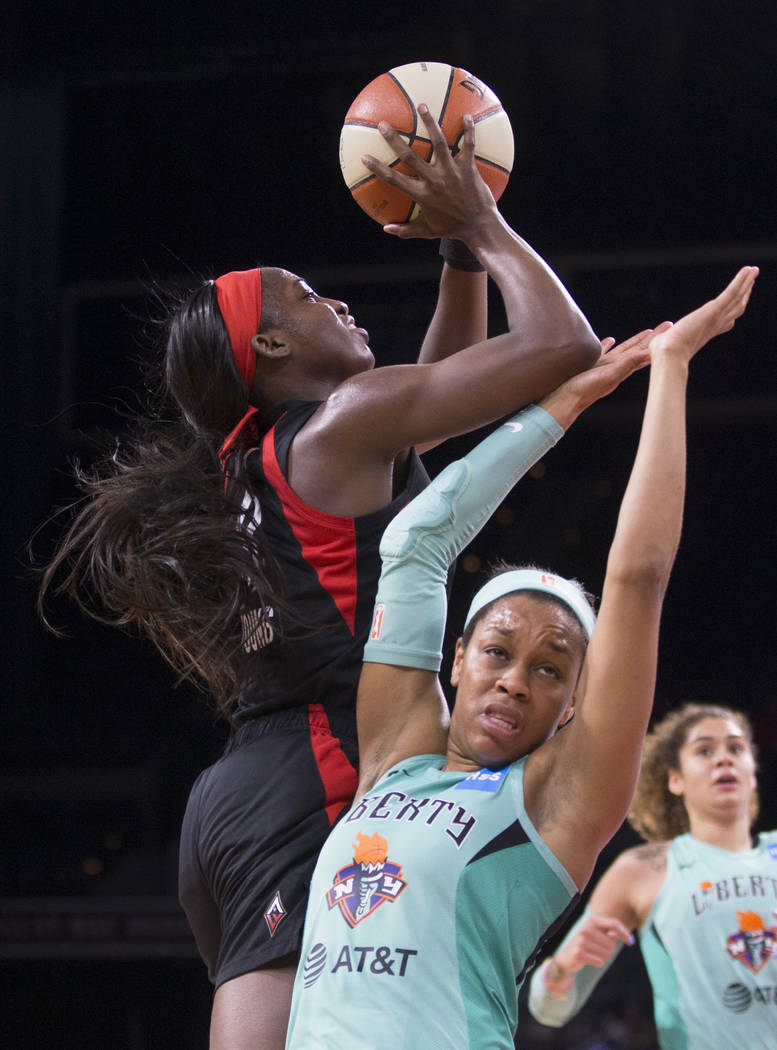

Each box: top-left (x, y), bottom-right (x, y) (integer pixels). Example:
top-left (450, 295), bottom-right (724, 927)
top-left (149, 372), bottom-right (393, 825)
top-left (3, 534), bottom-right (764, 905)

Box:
top-left (546, 331), bottom-right (601, 384)
top-left (568, 329), bottom-right (602, 372)
top-left (605, 544), bottom-right (676, 600)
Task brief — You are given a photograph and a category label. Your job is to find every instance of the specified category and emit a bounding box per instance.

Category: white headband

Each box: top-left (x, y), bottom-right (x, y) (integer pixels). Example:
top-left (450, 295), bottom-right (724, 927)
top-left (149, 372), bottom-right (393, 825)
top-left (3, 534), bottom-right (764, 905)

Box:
top-left (463, 569), bottom-right (596, 639)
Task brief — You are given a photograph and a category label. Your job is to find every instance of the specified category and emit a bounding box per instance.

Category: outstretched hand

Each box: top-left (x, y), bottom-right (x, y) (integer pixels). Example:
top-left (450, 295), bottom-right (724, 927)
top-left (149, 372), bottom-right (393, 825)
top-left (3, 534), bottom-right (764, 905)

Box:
top-left (537, 264), bottom-right (758, 431)
top-left (538, 325), bottom-right (668, 429)
top-left (648, 266), bottom-right (759, 364)
top-left (361, 104), bottom-right (499, 242)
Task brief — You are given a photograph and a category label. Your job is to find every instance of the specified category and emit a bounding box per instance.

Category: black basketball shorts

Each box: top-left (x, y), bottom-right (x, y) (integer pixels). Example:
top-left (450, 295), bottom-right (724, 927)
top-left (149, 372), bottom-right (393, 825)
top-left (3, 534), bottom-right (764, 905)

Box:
top-left (178, 703), bottom-right (358, 988)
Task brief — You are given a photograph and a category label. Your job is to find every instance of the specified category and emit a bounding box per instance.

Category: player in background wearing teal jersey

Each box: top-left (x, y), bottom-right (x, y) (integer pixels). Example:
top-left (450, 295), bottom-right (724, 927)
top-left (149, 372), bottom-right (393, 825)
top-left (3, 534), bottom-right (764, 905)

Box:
top-left (285, 262), bottom-right (758, 1049)
top-left (528, 702), bottom-right (777, 1050)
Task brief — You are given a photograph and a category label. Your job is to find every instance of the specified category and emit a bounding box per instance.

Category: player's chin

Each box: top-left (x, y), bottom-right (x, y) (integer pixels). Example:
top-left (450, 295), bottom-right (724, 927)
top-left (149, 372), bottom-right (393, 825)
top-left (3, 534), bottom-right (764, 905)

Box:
top-left (354, 345), bottom-right (375, 370)
top-left (471, 737), bottom-right (522, 771)
top-left (484, 732), bottom-right (540, 770)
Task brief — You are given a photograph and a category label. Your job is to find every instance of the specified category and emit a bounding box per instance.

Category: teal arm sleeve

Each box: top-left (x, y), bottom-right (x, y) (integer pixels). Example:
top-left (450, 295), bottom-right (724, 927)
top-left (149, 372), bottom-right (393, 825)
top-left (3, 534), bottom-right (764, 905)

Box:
top-left (527, 907), bottom-right (625, 1028)
top-left (363, 404), bottom-right (564, 671)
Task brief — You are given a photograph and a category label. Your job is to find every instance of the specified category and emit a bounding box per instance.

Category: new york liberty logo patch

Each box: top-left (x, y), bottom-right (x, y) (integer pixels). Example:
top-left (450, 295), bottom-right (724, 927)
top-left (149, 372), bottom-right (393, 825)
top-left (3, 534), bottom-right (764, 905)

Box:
top-left (326, 832), bottom-right (407, 927)
top-left (726, 910), bottom-right (777, 974)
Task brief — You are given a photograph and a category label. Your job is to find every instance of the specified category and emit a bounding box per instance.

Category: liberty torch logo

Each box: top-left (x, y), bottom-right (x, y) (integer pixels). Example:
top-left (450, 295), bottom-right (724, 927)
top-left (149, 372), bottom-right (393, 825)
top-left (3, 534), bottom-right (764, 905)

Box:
top-left (726, 910), bottom-right (777, 974)
top-left (326, 832), bottom-right (407, 927)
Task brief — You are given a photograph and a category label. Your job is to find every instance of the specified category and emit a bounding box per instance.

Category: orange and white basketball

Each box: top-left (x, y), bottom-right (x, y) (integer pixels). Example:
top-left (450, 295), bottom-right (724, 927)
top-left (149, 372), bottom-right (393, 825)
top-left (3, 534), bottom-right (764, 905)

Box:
top-left (339, 61), bottom-right (515, 225)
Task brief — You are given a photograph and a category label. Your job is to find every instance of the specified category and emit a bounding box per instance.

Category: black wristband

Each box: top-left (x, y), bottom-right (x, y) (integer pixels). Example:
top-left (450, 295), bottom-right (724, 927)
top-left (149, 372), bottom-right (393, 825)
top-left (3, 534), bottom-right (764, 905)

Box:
top-left (438, 238), bottom-right (485, 272)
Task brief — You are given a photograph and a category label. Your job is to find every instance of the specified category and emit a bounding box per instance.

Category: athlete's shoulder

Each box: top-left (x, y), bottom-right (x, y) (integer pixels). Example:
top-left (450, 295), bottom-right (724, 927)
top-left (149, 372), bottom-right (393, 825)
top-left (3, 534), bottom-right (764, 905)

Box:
top-left (624, 840), bottom-right (671, 871)
top-left (591, 843), bottom-right (669, 930)
top-left (598, 842), bottom-right (669, 894)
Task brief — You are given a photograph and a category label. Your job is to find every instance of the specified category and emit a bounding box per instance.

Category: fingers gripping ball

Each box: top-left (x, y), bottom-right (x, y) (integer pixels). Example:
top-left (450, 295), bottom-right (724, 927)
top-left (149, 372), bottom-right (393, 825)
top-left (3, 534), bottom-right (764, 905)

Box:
top-left (340, 61), bottom-right (515, 224)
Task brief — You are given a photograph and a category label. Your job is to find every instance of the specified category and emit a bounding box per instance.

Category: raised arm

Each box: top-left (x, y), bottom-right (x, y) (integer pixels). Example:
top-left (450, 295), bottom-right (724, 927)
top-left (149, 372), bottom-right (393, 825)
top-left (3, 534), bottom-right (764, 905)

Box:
top-left (527, 267), bottom-right (759, 889)
top-left (290, 110), bottom-right (600, 512)
top-left (416, 244), bottom-right (488, 366)
top-left (355, 333), bottom-right (655, 797)
top-left (410, 244), bottom-right (488, 455)
top-left (376, 108), bottom-right (598, 356)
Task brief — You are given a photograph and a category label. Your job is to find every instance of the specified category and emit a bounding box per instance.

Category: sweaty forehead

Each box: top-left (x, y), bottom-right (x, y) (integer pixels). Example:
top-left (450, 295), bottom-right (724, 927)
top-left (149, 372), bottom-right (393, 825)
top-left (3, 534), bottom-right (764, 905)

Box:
top-left (266, 268), bottom-right (308, 292)
top-left (477, 593), bottom-right (582, 641)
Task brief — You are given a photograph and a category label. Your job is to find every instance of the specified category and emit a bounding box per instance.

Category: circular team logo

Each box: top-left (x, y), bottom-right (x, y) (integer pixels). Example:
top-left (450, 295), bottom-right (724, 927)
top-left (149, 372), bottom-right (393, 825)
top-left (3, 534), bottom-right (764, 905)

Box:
top-left (303, 942), bottom-right (327, 988)
top-left (722, 982), bottom-right (752, 1013)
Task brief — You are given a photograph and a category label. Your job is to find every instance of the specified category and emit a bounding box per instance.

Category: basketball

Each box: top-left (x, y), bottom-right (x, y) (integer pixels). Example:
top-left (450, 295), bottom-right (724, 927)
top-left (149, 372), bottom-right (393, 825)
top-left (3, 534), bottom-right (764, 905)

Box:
top-left (339, 61), bottom-right (515, 225)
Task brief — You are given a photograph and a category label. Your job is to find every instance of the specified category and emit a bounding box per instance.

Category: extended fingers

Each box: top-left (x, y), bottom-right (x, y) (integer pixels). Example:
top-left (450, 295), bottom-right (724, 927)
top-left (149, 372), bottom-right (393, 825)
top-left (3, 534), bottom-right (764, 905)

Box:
top-left (369, 105), bottom-right (450, 172)
top-left (374, 104), bottom-right (471, 172)
top-left (454, 112), bottom-right (477, 160)
top-left (709, 266), bottom-right (759, 331)
top-left (606, 328), bottom-right (656, 357)
top-left (594, 330), bottom-right (654, 374)
top-left (721, 265), bottom-right (759, 302)
top-left (609, 322), bottom-right (673, 358)
top-left (416, 103), bottom-right (453, 158)
top-left (361, 108), bottom-right (454, 192)
top-left (583, 917), bottom-right (634, 953)
top-left (690, 267), bottom-right (757, 343)
top-left (363, 123), bottom-right (420, 181)
top-left (722, 265), bottom-right (759, 318)
top-left (417, 104), bottom-right (477, 161)
top-left (598, 917), bottom-right (634, 946)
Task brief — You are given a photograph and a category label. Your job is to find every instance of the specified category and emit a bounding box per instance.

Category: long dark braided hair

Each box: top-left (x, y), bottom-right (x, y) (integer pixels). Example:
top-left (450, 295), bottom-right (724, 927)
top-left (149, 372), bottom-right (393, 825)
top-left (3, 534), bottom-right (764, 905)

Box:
top-left (38, 275), bottom-right (296, 722)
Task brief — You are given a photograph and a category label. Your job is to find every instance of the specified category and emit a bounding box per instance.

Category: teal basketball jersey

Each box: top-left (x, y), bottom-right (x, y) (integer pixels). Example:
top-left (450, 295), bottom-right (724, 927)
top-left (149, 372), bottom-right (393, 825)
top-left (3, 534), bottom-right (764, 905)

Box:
top-left (640, 830), bottom-right (777, 1049)
top-left (286, 754), bottom-right (578, 1050)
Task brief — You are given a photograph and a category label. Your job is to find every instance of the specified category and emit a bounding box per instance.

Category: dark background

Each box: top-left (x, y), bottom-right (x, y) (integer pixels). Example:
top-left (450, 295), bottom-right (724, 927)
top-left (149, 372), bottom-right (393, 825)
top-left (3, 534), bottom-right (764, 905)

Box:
top-left (3, 2), bottom-right (776, 1047)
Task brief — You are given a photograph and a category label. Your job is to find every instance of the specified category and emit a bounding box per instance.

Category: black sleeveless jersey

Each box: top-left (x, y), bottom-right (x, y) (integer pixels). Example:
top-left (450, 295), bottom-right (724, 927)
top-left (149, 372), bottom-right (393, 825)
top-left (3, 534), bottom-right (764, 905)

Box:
top-left (225, 400), bottom-right (429, 724)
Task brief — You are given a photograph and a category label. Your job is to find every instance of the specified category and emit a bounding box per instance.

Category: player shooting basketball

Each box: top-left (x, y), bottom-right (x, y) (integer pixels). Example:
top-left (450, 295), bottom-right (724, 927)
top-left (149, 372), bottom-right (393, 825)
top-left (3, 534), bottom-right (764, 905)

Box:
top-left (39, 104), bottom-right (601, 1049)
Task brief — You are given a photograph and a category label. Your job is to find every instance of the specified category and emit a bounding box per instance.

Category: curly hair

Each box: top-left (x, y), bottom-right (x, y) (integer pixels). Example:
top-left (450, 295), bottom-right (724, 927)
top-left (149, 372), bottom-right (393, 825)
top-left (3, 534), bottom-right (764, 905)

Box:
top-left (628, 703), bottom-right (758, 842)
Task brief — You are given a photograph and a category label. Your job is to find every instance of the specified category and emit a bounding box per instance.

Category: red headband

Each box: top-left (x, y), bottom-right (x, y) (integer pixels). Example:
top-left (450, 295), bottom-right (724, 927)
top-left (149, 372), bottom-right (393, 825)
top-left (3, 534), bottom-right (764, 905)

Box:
top-left (214, 268), bottom-right (263, 391)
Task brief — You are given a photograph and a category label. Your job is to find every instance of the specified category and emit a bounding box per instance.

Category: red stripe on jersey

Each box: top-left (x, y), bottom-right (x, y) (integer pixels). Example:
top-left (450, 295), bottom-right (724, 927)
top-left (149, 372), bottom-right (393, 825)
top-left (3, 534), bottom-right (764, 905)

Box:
top-left (261, 422), bottom-right (360, 633)
top-left (219, 406), bottom-right (260, 471)
top-left (308, 704), bottom-right (358, 826)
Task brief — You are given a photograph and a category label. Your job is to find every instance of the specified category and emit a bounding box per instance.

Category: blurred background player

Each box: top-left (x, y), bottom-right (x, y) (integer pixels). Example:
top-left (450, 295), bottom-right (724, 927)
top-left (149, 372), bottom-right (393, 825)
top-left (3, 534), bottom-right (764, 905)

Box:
top-left (528, 700), bottom-right (776, 1049)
